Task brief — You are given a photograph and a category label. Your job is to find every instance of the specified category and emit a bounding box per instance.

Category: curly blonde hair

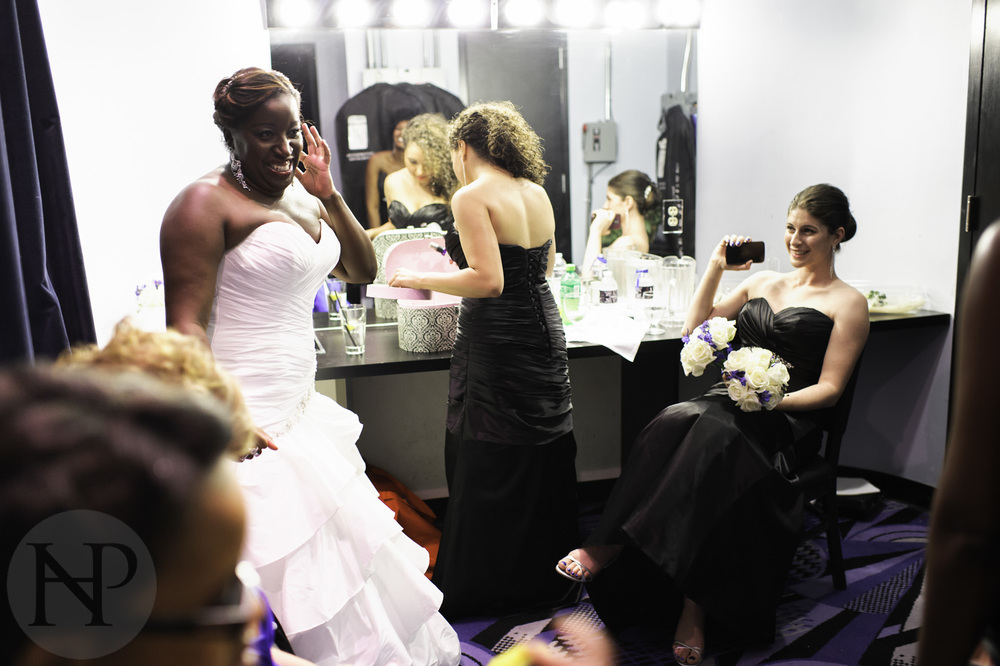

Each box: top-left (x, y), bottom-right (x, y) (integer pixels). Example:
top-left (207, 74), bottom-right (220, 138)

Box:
top-left (449, 101), bottom-right (549, 185)
top-left (402, 113), bottom-right (459, 201)
top-left (56, 320), bottom-right (257, 460)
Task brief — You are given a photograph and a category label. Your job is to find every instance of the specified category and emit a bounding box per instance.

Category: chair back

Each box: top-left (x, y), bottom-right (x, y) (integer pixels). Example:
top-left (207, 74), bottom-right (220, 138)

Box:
top-left (817, 348), bottom-right (865, 465)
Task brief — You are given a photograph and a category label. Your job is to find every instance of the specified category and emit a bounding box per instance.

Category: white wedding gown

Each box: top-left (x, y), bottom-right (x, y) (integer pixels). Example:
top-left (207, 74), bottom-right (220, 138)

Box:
top-left (207, 221), bottom-right (459, 666)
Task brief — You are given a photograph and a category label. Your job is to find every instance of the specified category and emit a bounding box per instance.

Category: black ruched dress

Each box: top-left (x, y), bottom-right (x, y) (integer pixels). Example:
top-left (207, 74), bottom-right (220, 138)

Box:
top-left (585, 298), bottom-right (833, 645)
top-left (432, 233), bottom-right (580, 618)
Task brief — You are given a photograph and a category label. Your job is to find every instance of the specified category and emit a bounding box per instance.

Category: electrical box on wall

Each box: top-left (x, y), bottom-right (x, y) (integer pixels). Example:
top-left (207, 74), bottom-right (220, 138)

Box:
top-left (582, 121), bottom-right (617, 163)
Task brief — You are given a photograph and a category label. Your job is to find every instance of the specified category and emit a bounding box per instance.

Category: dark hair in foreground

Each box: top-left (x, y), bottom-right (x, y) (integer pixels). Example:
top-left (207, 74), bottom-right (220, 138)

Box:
top-left (213, 66), bottom-right (302, 150)
top-left (449, 101), bottom-right (549, 185)
top-left (788, 183), bottom-right (857, 247)
top-left (0, 366), bottom-right (233, 658)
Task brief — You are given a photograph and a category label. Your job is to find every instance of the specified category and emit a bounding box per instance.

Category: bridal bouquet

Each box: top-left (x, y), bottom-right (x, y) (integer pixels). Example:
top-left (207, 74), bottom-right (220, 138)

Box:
top-left (680, 317), bottom-right (737, 377)
top-left (721, 346), bottom-right (791, 412)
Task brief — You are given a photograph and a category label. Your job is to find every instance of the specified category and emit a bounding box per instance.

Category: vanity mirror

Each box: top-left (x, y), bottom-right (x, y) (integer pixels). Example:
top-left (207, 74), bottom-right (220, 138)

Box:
top-left (269, 25), bottom-right (698, 261)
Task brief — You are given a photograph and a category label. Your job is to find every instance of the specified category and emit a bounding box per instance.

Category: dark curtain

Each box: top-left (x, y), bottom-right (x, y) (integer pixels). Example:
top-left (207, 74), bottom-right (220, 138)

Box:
top-left (0, 0), bottom-right (95, 365)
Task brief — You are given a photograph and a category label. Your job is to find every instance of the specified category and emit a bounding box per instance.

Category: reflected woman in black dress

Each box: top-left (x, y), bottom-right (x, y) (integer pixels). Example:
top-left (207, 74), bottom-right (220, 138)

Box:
top-left (556, 184), bottom-right (869, 663)
top-left (367, 113), bottom-right (457, 240)
top-left (389, 101), bottom-right (579, 618)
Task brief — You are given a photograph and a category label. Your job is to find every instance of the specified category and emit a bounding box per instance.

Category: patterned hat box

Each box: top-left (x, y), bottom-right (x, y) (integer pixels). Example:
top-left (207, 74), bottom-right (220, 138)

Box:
top-left (396, 300), bottom-right (460, 353)
top-left (372, 228), bottom-right (445, 320)
top-left (365, 237), bottom-right (461, 353)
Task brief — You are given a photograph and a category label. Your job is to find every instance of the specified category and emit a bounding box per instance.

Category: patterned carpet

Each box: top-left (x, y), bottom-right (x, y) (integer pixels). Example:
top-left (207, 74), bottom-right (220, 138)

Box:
top-left (451, 498), bottom-right (929, 665)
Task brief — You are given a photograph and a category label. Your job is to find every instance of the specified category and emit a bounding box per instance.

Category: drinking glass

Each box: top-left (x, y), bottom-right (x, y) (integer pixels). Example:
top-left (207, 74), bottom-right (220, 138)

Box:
top-left (340, 304), bottom-right (366, 355)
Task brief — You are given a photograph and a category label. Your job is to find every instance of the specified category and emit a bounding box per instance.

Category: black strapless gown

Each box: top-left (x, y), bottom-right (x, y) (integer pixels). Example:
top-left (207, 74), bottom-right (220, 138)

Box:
top-left (433, 233), bottom-right (580, 618)
top-left (387, 200), bottom-right (454, 233)
top-left (585, 298), bottom-right (834, 645)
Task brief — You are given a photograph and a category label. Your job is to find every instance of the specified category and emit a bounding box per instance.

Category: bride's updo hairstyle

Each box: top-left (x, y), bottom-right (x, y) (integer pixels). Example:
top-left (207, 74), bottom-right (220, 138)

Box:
top-left (213, 67), bottom-right (302, 151)
top-left (449, 101), bottom-right (549, 186)
top-left (787, 183), bottom-right (857, 251)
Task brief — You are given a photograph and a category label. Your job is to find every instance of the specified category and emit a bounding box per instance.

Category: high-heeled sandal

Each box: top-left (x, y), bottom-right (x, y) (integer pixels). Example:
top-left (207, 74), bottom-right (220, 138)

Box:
top-left (672, 641), bottom-right (704, 665)
top-left (555, 555), bottom-right (594, 583)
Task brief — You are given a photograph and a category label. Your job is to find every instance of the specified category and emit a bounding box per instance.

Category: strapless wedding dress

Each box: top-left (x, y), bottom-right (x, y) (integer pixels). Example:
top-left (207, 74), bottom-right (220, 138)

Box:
top-left (208, 222), bottom-right (458, 666)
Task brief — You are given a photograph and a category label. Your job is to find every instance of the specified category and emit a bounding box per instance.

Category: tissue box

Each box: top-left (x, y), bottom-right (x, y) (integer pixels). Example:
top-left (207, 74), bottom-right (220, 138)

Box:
top-left (372, 229), bottom-right (445, 320)
top-left (397, 300), bottom-right (459, 353)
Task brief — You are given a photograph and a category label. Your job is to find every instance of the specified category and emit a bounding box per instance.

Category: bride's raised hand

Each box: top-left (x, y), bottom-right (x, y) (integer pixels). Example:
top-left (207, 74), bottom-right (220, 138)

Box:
top-left (295, 122), bottom-right (336, 200)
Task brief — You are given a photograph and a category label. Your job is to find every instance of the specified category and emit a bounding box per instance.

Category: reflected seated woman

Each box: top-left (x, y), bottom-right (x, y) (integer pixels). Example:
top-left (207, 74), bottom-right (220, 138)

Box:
top-left (556, 183), bottom-right (870, 664)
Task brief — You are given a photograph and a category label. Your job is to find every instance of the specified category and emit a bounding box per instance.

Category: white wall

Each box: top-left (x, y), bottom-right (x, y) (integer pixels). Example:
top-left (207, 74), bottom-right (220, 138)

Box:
top-left (38, 0), bottom-right (271, 345)
top-left (696, 0), bottom-right (972, 486)
top-left (38, 0), bottom-right (972, 489)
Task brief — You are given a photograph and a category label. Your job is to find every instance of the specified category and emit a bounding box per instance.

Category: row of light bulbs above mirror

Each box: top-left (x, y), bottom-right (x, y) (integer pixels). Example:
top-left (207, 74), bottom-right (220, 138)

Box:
top-left (267, 0), bottom-right (703, 31)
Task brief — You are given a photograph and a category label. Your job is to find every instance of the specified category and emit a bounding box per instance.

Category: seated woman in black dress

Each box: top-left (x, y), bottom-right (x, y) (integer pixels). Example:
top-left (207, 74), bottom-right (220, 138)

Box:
top-left (556, 183), bottom-right (870, 664)
top-left (367, 113), bottom-right (458, 239)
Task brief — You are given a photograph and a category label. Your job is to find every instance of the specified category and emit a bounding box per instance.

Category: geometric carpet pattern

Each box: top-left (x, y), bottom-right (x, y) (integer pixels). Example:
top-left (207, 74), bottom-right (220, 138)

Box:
top-left (453, 499), bottom-right (928, 665)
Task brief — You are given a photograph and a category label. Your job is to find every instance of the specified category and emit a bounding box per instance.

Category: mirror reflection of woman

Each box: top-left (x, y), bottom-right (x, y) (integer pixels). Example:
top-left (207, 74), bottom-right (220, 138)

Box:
top-left (557, 184), bottom-right (869, 665)
top-left (364, 114), bottom-right (412, 231)
top-left (366, 113), bottom-right (458, 240)
top-left (581, 170), bottom-right (661, 277)
top-left (389, 101), bottom-right (580, 618)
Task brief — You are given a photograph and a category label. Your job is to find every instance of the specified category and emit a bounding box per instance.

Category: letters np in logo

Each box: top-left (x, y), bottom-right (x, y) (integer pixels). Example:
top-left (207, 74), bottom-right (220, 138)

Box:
top-left (7, 510), bottom-right (156, 659)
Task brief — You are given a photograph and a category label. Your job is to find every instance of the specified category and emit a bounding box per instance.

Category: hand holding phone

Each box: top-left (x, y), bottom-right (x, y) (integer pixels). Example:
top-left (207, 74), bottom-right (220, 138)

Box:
top-left (725, 241), bottom-right (765, 265)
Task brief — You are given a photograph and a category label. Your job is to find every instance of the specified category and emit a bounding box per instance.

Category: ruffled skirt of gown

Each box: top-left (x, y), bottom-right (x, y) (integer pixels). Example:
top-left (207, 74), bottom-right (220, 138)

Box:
top-left (234, 389), bottom-right (460, 665)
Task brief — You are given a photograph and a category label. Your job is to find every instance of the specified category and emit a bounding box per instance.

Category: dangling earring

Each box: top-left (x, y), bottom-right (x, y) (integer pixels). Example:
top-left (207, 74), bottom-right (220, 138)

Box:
top-left (461, 158), bottom-right (467, 187)
top-left (230, 153), bottom-right (250, 191)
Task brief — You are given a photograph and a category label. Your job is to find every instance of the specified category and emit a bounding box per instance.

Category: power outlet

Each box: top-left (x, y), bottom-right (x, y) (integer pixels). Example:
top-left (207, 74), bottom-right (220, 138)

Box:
top-left (662, 199), bottom-right (683, 233)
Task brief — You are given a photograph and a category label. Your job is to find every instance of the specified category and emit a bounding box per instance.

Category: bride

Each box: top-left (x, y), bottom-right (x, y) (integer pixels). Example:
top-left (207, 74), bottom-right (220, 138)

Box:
top-left (160, 67), bottom-right (459, 666)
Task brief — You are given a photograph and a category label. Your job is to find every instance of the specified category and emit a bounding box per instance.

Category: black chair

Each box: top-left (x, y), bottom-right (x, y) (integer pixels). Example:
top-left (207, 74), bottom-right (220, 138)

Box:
top-left (793, 350), bottom-right (865, 591)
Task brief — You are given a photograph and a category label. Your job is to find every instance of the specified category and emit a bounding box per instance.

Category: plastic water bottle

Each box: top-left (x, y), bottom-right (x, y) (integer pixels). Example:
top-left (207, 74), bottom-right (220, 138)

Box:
top-left (597, 261), bottom-right (618, 305)
top-left (590, 255), bottom-right (607, 281)
top-left (553, 252), bottom-right (567, 280)
top-left (635, 268), bottom-right (654, 300)
top-left (560, 264), bottom-right (582, 324)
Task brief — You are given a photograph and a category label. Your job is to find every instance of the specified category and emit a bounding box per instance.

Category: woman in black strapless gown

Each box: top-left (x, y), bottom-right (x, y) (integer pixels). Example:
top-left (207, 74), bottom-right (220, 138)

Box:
top-left (557, 184), bottom-right (870, 664)
top-left (368, 113), bottom-right (457, 240)
top-left (389, 102), bottom-right (579, 618)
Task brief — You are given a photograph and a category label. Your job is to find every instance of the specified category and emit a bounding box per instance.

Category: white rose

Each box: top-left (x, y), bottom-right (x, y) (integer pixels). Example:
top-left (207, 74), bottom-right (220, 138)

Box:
top-left (680, 338), bottom-right (715, 376)
top-left (736, 391), bottom-right (761, 412)
top-left (723, 347), bottom-right (752, 373)
top-left (749, 347), bottom-right (774, 369)
top-left (766, 362), bottom-right (790, 388)
top-left (745, 366), bottom-right (770, 391)
top-left (726, 376), bottom-right (752, 403)
top-left (706, 317), bottom-right (737, 348)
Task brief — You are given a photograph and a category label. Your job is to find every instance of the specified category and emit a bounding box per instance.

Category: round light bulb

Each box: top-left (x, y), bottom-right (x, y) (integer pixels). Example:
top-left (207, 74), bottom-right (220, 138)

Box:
top-left (272, 0), bottom-right (314, 27)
